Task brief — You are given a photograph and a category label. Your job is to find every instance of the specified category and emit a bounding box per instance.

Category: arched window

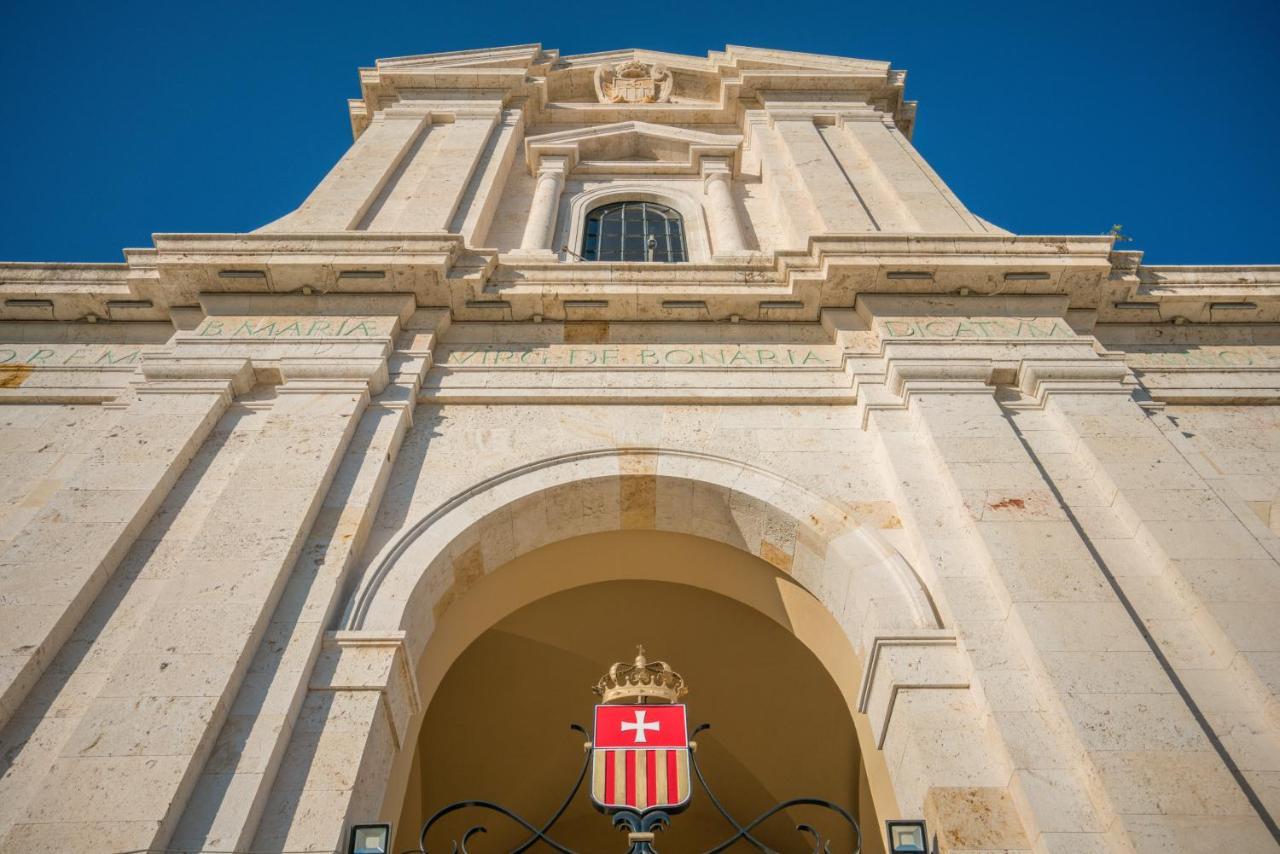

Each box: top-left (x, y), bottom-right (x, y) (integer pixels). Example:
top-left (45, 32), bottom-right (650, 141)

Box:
top-left (581, 201), bottom-right (687, 262)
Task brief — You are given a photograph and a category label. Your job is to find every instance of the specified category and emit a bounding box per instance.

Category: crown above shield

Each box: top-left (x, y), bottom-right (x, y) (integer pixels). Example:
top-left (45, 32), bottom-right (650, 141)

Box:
top-left (594, 646), bottom-right (688, 704)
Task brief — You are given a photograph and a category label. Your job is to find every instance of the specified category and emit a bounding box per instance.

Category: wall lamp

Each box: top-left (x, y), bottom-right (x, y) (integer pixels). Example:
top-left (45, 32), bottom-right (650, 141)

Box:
top-left (886, 819), bottom-right (929, 853)
top-left (348, 822), bottom-right (391, 854)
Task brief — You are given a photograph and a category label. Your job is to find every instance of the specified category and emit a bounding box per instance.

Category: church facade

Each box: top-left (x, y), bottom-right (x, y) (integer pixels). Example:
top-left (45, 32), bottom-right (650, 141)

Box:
top-left (0, 44), bottom-right (1278, 853)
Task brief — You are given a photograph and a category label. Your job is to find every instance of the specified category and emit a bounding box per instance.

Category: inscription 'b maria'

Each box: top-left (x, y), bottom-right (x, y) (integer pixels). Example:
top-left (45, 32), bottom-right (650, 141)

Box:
top-left (194, 316), bottom-right (384, 338)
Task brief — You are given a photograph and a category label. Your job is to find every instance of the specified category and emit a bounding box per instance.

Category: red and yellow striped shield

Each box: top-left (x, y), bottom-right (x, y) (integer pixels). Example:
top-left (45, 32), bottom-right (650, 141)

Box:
top-left (591, 704), bottom-right (691, 812)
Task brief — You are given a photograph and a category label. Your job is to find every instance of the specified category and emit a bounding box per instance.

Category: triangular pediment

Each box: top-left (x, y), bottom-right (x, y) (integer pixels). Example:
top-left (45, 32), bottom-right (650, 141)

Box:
top-left (524, 121), bottom-right (742, 176)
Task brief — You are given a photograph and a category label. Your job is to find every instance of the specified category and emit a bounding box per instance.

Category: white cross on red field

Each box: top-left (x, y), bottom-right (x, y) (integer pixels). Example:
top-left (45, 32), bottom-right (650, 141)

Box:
top-left (619, 709), bottom-right (661, 744)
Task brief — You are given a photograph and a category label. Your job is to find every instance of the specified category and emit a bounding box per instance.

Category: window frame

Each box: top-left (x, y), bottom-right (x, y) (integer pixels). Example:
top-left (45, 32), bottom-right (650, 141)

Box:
top-left (581, 201), bottom-right (688, 263)
top-left (563, 185), bottom-right (708, 263)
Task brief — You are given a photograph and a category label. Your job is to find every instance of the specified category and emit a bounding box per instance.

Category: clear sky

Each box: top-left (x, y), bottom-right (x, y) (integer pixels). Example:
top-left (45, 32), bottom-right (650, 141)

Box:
top-left (3, 0), bottom-right (1277, 264)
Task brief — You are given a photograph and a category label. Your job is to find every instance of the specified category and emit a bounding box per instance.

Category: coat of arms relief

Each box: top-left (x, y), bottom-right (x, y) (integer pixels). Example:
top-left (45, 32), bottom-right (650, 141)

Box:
top-left (594, 60), bottom-right (674, 104)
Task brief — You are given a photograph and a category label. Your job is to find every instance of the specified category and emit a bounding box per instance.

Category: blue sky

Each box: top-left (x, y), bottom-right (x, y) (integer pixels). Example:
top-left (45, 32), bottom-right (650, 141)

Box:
top-left (3, 0), bottom-right (1277, 264)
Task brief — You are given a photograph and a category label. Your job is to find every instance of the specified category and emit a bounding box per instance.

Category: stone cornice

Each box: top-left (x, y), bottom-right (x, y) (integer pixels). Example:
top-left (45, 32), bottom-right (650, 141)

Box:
top-left (523, 121), bottom-right (743, 177)
top-left (348, 44), bottom-right (915, 137)
top-left (3, 234), bottom-right (1278, 326)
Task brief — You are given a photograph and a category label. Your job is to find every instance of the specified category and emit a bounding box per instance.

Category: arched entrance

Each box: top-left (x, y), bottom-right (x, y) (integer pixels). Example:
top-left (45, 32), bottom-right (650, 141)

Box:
top-left (283, 450), bottom-right (985, 853)
top-left (394, 531), bottom-right (895, 853)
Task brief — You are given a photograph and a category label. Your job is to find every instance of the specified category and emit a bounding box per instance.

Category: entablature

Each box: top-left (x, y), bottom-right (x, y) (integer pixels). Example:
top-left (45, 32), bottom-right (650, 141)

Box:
top-left (2, 237), bottom-right (1277, 332)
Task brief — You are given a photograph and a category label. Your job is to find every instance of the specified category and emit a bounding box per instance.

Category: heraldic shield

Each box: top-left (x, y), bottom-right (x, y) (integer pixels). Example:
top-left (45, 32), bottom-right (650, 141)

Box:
top-left (591, 704), bottom-right (691, 813)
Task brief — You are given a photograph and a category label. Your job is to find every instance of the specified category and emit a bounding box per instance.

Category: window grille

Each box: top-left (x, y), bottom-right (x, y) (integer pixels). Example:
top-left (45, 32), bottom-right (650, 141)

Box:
top-left (581, 201), bottom-right (687, 262)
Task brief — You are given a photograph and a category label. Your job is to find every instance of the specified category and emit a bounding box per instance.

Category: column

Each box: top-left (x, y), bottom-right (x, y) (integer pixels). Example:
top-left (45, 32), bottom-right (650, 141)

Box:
top-left (700, 158), bottom-right (746, 254)
top-left (0, 361), bottom-right (251, 731)
top-left (519, 156), bottom-right (568, 252)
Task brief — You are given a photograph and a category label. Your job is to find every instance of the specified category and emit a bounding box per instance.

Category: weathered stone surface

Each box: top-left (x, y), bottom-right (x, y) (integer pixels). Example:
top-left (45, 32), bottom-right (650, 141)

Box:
top-left (0, 42), bottom-right (1278, 854)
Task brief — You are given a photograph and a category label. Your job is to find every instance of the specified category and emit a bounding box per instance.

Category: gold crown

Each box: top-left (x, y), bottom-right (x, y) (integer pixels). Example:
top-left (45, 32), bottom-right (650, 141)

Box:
top-left (594, 646), bottom-right (688, 704)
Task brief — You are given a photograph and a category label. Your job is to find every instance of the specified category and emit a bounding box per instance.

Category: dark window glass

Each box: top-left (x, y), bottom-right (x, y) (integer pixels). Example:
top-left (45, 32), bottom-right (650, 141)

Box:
top-left (580, 202), bottom-right (687, 262)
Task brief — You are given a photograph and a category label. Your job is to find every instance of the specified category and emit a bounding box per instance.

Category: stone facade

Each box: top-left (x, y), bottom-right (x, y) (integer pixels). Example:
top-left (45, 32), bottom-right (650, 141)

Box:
top-left (0, 43), bottom-right (1278, 853)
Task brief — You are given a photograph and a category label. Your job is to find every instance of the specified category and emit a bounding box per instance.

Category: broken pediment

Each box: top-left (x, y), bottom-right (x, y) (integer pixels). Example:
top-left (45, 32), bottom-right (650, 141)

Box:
top-left (523, 121), bottom-right (742, 176)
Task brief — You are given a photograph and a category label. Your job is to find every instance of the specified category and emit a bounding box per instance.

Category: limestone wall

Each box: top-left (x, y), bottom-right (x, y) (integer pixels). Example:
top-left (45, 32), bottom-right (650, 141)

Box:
top-left (0, 41), bottom-right (1278, 854)
top-left (0, 296), bottom-right (1276, 852)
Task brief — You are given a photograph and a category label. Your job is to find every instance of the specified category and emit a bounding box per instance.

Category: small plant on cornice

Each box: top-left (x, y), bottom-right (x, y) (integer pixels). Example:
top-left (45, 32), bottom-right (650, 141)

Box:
top-left (1107, 224), bottom-right (1133, 243)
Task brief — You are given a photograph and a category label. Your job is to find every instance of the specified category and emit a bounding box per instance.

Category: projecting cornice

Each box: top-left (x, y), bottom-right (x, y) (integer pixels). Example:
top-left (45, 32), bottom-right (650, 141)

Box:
top-left (348, 44), bottom-right (916, 137)
top-left (4, 235), bottom-right (1278, 327)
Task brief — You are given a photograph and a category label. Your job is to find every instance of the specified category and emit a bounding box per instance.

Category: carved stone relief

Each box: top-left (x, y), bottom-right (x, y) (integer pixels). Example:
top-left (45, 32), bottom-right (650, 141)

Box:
top-left (594, 60), bottom-right (673, 104)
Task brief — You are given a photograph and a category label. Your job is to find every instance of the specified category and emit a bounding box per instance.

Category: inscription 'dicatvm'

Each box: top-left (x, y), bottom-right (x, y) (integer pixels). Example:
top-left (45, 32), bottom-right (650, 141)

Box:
top-left (878, 317), bottom-right (1072, 339)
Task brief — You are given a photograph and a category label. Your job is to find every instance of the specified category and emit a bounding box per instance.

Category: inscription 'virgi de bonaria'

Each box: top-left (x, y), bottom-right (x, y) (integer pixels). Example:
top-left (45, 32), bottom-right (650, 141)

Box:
top-left (443, 345), bottom-right (831, 368)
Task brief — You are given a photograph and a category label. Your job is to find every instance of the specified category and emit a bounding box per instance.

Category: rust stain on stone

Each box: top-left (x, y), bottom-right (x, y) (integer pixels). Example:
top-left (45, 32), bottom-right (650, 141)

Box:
top-left (0, 365), bottom-right (33, 388)
top-left (564, 321), bottom-right (609, 344)
top-left (759, 540), bottom-right (794, 573)
top-left (988, 497), bottom-right (1026, 511)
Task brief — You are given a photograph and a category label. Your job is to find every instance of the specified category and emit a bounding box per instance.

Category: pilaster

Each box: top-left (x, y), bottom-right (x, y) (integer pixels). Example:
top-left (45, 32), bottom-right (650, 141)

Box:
top-left (861, 322), bottom-right (1276, 850)
top-left (765, 107), bottom-right (877, 234)
top-left (251, 632), bottom-right (419, 853)
top-left (0, 298), bottom-right (409, 853)
top-left (170, 310), bottom-right (448, 853)
top-left (1018, 366), bottom-right (1280, 832)
top-left (837, 115), bottom-right (984, 233)
top-left (457, 108), bottom-right (526, 246)
top-left (271, 111), bottom-right (430, 232)
top-left (381, 109), bottom-right (501, 233)
top-left (745, 109), bottom-right (822, 248)
top-left (0, 362), bottom-right (251, 732)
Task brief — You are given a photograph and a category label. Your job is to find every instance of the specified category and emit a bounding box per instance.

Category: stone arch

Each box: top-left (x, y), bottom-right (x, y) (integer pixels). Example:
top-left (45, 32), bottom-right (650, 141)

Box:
top-left (344, 448), bottom-right (942, 658)
top-left (561, 184), bottom-right (712, 262)
top-left (263, 450), bottom-right (987, 851)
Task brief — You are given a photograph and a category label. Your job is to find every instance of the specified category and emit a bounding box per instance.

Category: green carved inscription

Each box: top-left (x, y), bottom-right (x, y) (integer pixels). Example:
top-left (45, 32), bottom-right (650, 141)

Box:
top-left (443, 345), bottom-right (831, 368)
top-left (879, 317), bottom-right (1072, 339)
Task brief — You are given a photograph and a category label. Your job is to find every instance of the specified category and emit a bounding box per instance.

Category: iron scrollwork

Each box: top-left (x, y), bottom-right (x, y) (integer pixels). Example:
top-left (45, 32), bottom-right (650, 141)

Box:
top-left (415, 722), bottom-right (861, 853)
